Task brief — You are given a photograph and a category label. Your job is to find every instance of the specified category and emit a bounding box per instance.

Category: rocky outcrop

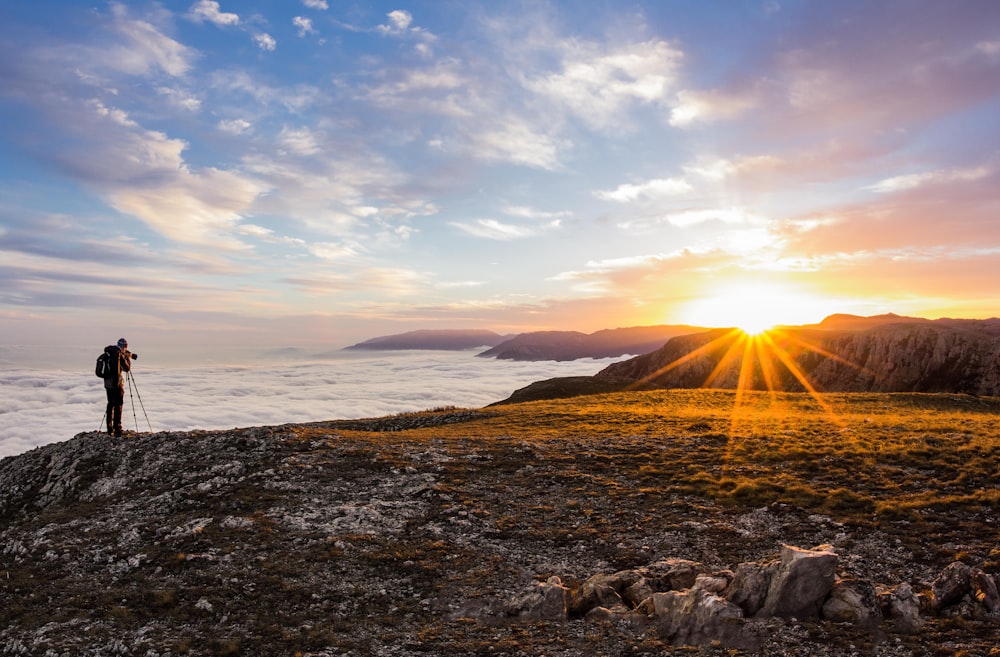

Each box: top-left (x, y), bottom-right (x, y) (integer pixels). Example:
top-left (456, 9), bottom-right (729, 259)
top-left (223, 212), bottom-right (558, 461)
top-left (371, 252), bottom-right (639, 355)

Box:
top-left (509, 546), bottom-right (999, 648)
top-left (597, 320), bottom-right (1000, 395)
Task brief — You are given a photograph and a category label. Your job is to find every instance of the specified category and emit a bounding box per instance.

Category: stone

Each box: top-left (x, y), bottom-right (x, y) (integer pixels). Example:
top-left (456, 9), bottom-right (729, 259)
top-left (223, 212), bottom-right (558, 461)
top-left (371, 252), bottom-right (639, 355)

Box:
top-left (931, 561), bottom-right (974, 611)
top-left (506, 576), bottom-right (569, 621)
top-left (877, 582), bottom-right (924, 633)
top-left (822, 577), bottom-right (880, 624)
top-left (567, 573), bottom-right (629, 617)
top-left (761, 544), bottom-right (838, 618)
top-left (726, 560), bottom-right (778, 616)
top-left (972, 569), bottom-right (999, 614)
top-left (692, 572), bottom-right (732, 595)
top-left (639, 558), bottom-right (705, 591)
top-left (644, 587), bottom-right (748, 647)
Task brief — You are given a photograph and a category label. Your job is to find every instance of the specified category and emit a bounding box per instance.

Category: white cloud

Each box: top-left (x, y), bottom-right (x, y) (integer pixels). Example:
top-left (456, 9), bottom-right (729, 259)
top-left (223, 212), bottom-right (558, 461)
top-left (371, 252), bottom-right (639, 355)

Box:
top-left (669, 87), bottom-right (759, 127)
top-left (865, 165), bottom-right (992, 194)
top-left (595, 177), bottom-right (692, 203)
top-left (157, 86), bottom-right (201, 111)
top-left (529, 40), bottom-right (683, 130)
top-left (303, 0), bottom-right (328, 9)
top-left (450, 219), bottom-right (538, 241)
top-left (103, 5), bottom-right (194, 77)
top-left (218, 118), bottom-right (252, 135)
top-left (293, 16), bottom-right (316, 37)
top-left (469, 120), bottom-right (564, 170)
top-left (503, 206), bottom-right (572, 221)
top-left (188, 0), bottom-right (239, 26)
top-left (378, 10), bottom-right (414, 35)
top-left (663, 207), bottom-right (768, 227)
top-left (254, 33), bottom-right (277, 51)
top-left (279, 126), bottom-right (321, 156)
top-left (0, 353), bottom-right (618, 459)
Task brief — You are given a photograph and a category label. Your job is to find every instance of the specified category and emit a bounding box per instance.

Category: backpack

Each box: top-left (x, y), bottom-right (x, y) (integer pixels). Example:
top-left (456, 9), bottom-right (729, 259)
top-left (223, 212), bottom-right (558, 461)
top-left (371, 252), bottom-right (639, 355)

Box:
top-left (95, 346), bottom-right (120, 380)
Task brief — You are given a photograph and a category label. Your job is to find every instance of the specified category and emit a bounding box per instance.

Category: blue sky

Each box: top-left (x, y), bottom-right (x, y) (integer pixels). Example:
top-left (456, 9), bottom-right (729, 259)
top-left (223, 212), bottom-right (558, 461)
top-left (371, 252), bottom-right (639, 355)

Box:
top-left (2, 0), bottom-right (999, 353)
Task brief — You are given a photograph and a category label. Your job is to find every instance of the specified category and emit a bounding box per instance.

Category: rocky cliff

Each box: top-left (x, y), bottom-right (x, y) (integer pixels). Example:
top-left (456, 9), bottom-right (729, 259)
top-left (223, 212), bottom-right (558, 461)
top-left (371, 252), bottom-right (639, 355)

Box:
top-left (597, 320), bottom-right (1000, 395)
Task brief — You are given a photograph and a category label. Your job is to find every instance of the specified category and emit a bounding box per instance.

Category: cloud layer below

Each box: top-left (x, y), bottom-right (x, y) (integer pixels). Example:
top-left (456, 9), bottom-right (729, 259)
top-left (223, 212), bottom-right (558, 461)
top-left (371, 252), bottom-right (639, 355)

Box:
top-left (0, 350), bottom-right (617, 459)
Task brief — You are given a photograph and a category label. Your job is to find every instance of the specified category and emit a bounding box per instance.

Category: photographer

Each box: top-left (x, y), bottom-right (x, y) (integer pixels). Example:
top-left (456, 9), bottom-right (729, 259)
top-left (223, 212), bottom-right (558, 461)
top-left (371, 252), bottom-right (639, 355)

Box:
top-left (102, 337), bottom-right (138, 437)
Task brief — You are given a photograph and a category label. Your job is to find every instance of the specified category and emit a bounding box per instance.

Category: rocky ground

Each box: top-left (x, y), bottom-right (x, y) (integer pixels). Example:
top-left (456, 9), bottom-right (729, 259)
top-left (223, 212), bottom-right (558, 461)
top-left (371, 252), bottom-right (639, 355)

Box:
top-left (1, 392), bottom-right (998, 656)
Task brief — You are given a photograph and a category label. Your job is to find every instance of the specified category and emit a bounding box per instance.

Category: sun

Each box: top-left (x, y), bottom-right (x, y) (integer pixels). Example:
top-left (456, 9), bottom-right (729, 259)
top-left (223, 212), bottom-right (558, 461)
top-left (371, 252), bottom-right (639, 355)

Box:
top-left (677, 282), bottom-right (832, 333)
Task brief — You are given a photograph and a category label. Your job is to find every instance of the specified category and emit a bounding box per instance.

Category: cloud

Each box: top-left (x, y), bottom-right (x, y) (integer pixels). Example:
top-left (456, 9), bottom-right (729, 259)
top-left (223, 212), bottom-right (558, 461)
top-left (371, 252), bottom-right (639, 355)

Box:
top-left (254, 33), bottom-right (277, 51)
top-left (157, 86), bottom-right (201, 111)
top-left (450, 219), bottom-right (549, 241)
top-left (595, 177), bottom-right (692, 203)
top-left (865, 165), bottom-right (992, 194)
top-left (0, 352), bottom-right (618, 459)
top-left (279, 126), bottom-right (322, 156)
top-left (101, 4), bottom-right (194, 77)
top-left (218, 118), bottom-right (252, 135)
top-left (669, 87), bottom-right (759, 127)
top-left (378, 10), bottom-right (415, 35)
top-left (188, 0), bottom-right (240, 27)
top-left (527, 39), bottom-right (683, 130)
top-left (293, 16), bottom-right (316, 37)
top-left (302, 0), bottom-right (328, 9)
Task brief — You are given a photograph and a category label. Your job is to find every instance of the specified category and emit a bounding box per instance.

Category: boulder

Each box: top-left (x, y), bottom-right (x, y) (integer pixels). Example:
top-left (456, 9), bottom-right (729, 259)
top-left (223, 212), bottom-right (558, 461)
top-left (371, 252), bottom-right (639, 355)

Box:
top-left (639, 558), bottom-right (705, 591)
top-left (726, 559), bottom-right (778, 616)
top-left (760, 544), bottom-right (838, 618)
top-left (973, 569), bottom-right (999, 614)
top-left (506, 576), bottom-right (569, 621)
top-left (931, 561), bottom-right (973, 611)
top-left (642, 587), bottom-right (747, 647)
top-left (822, 577), bottom-right (881, 624)
top-left (567, 571), bottom-right (638, 617)
top-left (877, 582), bottom-right (924, 633)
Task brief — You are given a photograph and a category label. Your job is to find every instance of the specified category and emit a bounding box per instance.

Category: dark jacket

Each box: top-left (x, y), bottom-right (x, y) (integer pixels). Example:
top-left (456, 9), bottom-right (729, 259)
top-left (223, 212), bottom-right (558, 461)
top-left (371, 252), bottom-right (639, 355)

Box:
top-left (103, 345), bottom-right (132, 389)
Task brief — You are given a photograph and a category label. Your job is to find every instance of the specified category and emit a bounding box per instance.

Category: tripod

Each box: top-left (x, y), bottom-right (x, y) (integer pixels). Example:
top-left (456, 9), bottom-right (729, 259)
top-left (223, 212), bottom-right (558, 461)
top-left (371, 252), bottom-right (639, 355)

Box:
top-left (126, 370), bottom-right (153, 433)
top-left (97, 371), bottom-right (153, 434)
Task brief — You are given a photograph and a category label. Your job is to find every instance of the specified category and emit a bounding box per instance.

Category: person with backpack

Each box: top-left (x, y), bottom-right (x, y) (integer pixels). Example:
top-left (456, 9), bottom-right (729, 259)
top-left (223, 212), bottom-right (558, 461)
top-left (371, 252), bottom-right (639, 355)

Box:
top-left (96, 338), bottom-right (137, 436)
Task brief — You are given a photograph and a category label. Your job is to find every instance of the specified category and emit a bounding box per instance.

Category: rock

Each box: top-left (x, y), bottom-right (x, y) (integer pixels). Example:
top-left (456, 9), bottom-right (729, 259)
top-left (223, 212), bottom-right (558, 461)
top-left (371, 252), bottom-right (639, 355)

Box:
top-left (622, 578), bottom-right (655, 608)
top-left (693, 571), bottom-right (732, 594)
top-left (568, 573), bottom-right (627, 617)
top-left (643, 587), bottom-right (748, 647)
top-left (761, 545), bottom-right (838, 618)
top-left (639, 558), bottom-right (705, 591)
top-left (973, 569), bottom-right (1000, 614)
top-left (727, 560), bottom-right (778, 616)
top-left (822, 577), bottom-right (881, 624)
top-left (877, 582), bottom-right (924, 633)
top-left (931, 561), bottom-right (974, 610)
top-left (506, 576), bottom-right (570, 621)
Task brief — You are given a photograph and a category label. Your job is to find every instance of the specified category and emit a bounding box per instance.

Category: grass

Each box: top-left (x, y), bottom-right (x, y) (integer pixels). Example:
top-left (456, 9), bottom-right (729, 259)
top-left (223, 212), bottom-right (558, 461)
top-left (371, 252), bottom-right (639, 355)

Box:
top-left (303, 390), bottom-right (999, 528)
top-left (5, 389), bottom-right (999, 655)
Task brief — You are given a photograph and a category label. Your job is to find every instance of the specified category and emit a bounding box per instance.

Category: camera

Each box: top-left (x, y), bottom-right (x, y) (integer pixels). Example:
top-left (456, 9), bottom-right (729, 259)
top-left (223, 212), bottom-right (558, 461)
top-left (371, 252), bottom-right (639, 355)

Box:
top-left (131, 353), bottom-right (139, 360)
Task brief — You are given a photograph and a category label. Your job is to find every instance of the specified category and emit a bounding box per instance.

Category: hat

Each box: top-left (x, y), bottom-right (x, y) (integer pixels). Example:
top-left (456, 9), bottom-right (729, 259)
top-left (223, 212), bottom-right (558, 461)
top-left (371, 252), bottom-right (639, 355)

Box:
top-left (117, 338), bottom-right (128, 349)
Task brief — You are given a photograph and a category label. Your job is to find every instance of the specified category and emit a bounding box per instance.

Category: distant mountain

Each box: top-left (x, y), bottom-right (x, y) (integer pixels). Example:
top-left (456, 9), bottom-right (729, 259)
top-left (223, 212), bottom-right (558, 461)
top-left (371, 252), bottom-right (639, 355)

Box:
top-left (596, 317), bottom-right (1000, 395)
top-left (344, 329), bottom-right (511, 351)
top-left (478, 325), bottom-right (705, 361)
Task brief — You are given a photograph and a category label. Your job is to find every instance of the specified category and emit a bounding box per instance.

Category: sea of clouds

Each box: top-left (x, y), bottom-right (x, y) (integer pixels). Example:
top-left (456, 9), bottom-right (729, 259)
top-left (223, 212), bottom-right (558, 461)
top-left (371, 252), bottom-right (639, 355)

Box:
top-left (0, 348), bottom-right (621, 459)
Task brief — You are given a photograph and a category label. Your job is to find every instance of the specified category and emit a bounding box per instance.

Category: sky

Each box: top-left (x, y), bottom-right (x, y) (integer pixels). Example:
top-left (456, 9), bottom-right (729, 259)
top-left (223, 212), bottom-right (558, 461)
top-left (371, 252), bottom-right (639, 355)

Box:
top-left (2, 0), bottom-right (999, 356)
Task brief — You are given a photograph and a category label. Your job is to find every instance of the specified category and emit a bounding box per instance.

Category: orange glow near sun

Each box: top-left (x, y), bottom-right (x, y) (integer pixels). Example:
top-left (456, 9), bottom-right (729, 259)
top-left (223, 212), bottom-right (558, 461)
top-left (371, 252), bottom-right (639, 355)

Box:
top-left (677, 282), bottom-right (834, 334)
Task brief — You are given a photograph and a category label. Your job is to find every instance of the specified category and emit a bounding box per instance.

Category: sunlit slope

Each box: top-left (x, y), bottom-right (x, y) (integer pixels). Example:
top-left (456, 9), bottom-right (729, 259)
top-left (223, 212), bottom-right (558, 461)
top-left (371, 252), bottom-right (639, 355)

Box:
top-left (300, 389), bottom-right (1000, 526)
top-left (598, 323), bottom-right (1000, 396)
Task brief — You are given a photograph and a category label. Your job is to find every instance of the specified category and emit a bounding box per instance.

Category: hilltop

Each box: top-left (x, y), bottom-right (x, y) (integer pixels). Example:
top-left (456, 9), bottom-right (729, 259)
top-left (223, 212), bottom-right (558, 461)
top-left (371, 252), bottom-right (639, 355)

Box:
top-left (597, 319), bottom-right (1000, 396)
top-left (2, 391), bottom-right (998, 655)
